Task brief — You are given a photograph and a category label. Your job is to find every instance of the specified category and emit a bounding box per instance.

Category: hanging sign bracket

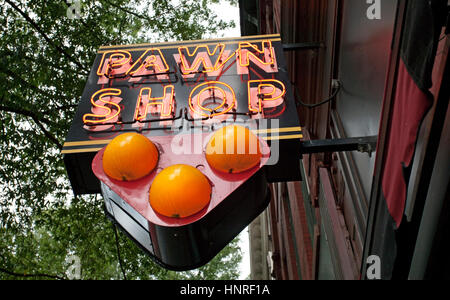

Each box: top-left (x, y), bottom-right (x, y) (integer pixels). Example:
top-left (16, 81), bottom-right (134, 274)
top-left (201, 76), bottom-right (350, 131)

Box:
top-left (300, 135), bottom-right (378, 157)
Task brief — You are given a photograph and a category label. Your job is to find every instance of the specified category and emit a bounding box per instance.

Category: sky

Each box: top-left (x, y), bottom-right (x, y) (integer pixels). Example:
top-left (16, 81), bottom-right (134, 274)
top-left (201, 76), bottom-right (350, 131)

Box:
top-left (237, 228), bottom-right (251, 280)
top-left (210, 1), bottom-right (242, 39)
top-left (209, 1), bottom-right (251, 280)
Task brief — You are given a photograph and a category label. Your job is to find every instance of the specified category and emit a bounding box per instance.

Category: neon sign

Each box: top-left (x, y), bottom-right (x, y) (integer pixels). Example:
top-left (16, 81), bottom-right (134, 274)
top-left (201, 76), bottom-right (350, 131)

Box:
top-left (63, 34), bottom-right (303, 194)
top-left (82, 39), bottom-right (286, 131)
top-left (62, 35), bottom-right (306, 272)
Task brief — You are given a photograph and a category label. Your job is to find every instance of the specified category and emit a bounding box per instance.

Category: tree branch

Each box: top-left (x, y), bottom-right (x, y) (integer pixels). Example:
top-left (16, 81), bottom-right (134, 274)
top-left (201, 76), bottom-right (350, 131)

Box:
top-left (4, 0), bottom-right (88, 72)
top-left (112, 224), bottom-right (127, 280)
top-left (0, 103), bottom-right (63, 150)
top-left (100, 0), bottom-right (155, 23)
top-left (1, 48), bottom-right (89, 77)
top-left (62, 0), bottom-right (105, 46)
top-left (0, 68), bottom-right (78, 116)
top-left (31, 116), bottom-right (63, 150)
top-left (0, 104), bottom-right (56, 126)
top-left (0, 267), bottom-right (66, 280)
top-left (0, 67), bottom-right (63, 102)
top-left (40, 104), bottom-right (78, 115)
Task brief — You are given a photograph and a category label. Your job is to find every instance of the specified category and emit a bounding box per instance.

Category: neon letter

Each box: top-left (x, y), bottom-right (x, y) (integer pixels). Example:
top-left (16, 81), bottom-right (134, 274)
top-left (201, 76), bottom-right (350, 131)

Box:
top-left (175, 44), bottom-right (234, 78)
top-left (178, 44), bottom-right (224, 74)
top-left (134, 85), bottom-right (175, 122)
top-left (248, 79), bottom-right (286, 113)
top-left (237, 40), bottom-right (277, 74)
top-left (83, 88), bottom-right (122, 131)
top-left (97, 50), bottom-right (132, 78)
top-left (188, 81), bottom-right (236, 122)
top-left (127, 48), bottom-right (170, 82)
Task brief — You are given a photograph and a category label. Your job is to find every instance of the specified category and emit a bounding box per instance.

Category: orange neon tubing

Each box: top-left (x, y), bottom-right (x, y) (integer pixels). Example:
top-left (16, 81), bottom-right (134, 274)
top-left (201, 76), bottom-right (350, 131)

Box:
top-left (83, 88), bottom-right (122, 124)
top-left (196, 86), bottom-right (228, 114)
top-left (96, 50), bottom-right (132, 77)
top-left (178, 43), bottom-right (226, 74)
top-left (247, 79), bottom-right (286, 112)
top-left (126, 48), bottom-right (170, 76)
top-left (238, 40), bottom-right (275, 67)
top-left (134, 85), bottom-right (175, 120)
top-left (188, 81), bottom-right (236, 117)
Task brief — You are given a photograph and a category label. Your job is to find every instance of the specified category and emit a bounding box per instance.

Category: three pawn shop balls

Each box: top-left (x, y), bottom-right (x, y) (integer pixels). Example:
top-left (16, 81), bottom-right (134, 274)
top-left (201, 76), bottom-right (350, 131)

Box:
top-left (102, 132), bottom-right (159, 181)
top-left (149, 164), bottom-right (212, 218)
top-left (205, 125), bottom-right (262, 174)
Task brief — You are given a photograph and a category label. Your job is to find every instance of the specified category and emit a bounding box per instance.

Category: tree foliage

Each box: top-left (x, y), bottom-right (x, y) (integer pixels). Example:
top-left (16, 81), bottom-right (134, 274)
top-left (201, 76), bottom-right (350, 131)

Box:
top-left (0, 0), bottom-right (241, 280)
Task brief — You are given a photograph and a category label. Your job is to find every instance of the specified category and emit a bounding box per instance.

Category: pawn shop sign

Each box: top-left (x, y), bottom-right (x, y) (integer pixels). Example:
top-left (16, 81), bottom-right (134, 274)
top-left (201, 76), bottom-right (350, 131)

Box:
top-left (62, 34), bottom-right (303, 270)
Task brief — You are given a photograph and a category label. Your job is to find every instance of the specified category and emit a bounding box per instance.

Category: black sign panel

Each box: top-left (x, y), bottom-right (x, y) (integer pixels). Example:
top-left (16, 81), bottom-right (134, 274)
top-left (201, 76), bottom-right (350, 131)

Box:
top-left (63, 34), bottom-right (302, 194)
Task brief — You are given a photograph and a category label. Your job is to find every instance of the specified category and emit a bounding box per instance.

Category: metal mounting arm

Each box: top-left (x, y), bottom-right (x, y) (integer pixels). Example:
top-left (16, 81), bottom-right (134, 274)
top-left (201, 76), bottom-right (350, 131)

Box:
top-left (300, 135), bottom-right (378, 157)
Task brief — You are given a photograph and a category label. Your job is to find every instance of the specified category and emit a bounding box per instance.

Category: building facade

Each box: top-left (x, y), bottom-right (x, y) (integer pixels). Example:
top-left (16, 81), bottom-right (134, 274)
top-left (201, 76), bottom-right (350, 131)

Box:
top-left (243, 0), bottom-right (450, 280)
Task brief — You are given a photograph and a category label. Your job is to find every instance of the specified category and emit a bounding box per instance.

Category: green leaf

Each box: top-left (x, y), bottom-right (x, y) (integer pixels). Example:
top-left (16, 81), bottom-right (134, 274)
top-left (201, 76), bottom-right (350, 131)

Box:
top-left (0, 0), bottom-right (241, 280)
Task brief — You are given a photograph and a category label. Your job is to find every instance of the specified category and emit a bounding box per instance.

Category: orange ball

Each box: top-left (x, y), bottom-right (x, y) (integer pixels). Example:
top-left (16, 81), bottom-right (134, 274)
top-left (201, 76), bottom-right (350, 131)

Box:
top-left (102, 132), bottom-right (159, 181)
top-left (205, 125), bottom-right (262, 174)
top-left (149, 164), bottom-right (211, 218)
